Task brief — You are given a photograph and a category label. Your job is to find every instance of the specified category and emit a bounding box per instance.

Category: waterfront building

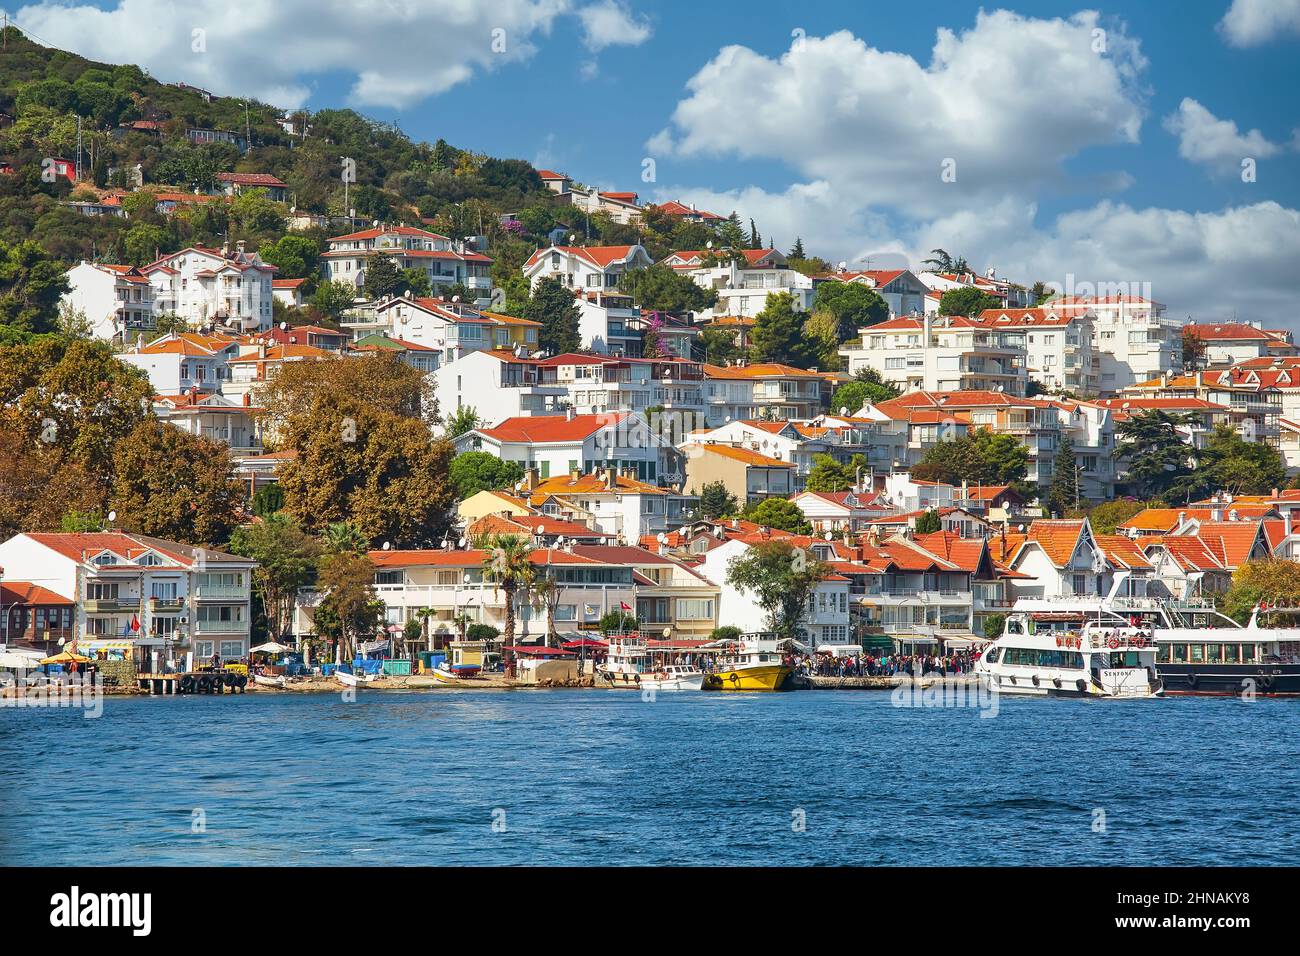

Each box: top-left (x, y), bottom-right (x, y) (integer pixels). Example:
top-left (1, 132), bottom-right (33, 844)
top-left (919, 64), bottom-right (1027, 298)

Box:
top-left (0, 532), bottom-right (256, 663)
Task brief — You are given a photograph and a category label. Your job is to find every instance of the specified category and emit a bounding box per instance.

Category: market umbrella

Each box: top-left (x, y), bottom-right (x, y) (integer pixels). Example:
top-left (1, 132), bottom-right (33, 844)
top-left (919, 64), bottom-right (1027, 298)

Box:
top-left (0, 650), bottom-right (42, 668)
top-left (39, 650), bottom-right (91, 665)
top-left (250, 641), bottom-right (291, 655)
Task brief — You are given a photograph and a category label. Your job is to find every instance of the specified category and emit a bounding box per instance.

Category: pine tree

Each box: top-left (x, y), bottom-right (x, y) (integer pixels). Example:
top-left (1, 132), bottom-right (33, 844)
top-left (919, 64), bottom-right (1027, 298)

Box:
top-left (718, 212), bottom-right (746, 249)
top-left (524, 276), bottom-right (582, 354)
top-left (750, 292), bottom-right (814, 367)
top-left (1044, 437), bottom-right (1081, 516)
top-left (788, 237), bottom-right (805, 259)
top-left (748, 219), bottom-right (762, 249)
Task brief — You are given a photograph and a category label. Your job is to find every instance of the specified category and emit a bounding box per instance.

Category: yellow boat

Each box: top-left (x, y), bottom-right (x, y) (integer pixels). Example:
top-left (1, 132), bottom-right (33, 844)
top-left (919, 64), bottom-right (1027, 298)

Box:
top-left (703, 640), bottom-right (793, 692)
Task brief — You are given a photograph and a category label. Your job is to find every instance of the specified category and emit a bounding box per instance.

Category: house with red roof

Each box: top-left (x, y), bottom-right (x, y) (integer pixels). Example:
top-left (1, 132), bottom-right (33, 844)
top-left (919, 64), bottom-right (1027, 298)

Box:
top-left (1183, 321), bottom-right (1296, 366)
top-left (456, 411), bottom-right (680, 487)
top-left (817, 268), bottom-right (929, 317)
top-left (0, 532), bottom-right (256, 663)
top-left (347, 295), bottom-right (539, 366)
top-left (152, 391), bottom-right (263, 454)
top-left (666, 246), bottom-right (814, 318)
top-left (561, 185), bottom-right (644, 224)
top-left (0, 580), bottom-right (74, 654)
top-left (270, 277), bottom-right (308, 308)
top-left (120, 331), bottom-right (243, 395)
top-left (143, 242), bottom-right (277, 333)
top-left (213, 171), bottom-right (289, 202)
top-left (323, 225), bottom-right (493, 304)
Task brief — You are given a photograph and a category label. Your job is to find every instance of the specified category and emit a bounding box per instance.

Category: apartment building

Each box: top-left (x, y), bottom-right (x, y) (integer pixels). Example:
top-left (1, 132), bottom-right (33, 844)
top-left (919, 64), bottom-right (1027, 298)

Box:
top-left (143, 243), bottom-right (277, 333)
top-left (432, 350), bottom-right (566, 423)
top-left (344, 295), bottom-right (539, 368)
top-left (1183, 322), bottom-right (1296, 366)
top-left (701, 362), bottom-right (828, 425)
top-left (535, 353), bottom-right (706, 422)
top-left (681, 443), bottom-right (796, 504)
top-left (119, 332), bottom-right (242, 395)
top-left (323, 226), bottom-right (494, 305)
top-left (0, 532), bottom-right (256, 663)
top-left (839, 314), bottom-right (1028, 397)
top-left (514, 469), bottom-right (696, 540)
top-left (1120, 369), bottom-right (1283, 446)
top-left (1048, 295), bottom-right (1182, 392)
top-left (976, 307), bottom-right (1099, 394)
top-left (666, 248), bottom-right (814, 318)
top-left (61, 261), bottom-right (156, 343)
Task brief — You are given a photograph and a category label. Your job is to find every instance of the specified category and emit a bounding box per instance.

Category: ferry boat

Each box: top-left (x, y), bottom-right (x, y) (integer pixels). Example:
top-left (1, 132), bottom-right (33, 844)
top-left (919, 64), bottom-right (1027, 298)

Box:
top-left (976, 603), bottom-right (1162, 698)
top-left (701, 638), bottom-right (793, 692)
top-left (597, 634), bottom-right (704, 690)
top-left (982, 597), bottom-right (1300, 697)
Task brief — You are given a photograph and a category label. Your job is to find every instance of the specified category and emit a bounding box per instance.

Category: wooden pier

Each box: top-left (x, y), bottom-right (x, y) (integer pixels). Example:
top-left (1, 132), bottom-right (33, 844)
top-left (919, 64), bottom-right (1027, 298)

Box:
top-left (137, 673), bottom-right (180, 695)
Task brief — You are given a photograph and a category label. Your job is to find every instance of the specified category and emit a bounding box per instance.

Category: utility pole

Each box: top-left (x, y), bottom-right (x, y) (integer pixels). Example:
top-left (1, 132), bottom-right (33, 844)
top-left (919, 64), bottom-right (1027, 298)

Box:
top-left (75, 115), bottom-right (83, 181)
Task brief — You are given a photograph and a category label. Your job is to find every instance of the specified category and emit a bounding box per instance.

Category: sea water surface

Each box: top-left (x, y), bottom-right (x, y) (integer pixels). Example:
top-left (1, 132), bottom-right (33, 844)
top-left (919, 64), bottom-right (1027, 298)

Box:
top-left (2, 689), bottom-right (1296, 866)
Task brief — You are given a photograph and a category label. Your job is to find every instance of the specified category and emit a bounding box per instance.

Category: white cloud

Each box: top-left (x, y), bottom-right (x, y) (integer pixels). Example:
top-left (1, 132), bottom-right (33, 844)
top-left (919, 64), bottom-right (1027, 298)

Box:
top-left (649, 11), bottom-right (1147, 218)
top-left (1218, 0), bottom-right (1300, 47)
top-left (576, 0), bottom-right (651, 52)
top-left (1163, 98), bottom-right (1283, 176)
top-left (12, 0), bottom-right (572, 109)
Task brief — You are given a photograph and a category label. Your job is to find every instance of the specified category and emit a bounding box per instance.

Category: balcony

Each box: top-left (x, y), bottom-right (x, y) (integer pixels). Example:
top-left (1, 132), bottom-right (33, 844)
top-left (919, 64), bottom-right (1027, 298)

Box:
top-left (193, 585), bottom-right (246, 600)
top-left (83, 598), bottom-right (135, 613)
top-left (193, 619), bottom-right (249, 634)
top-left (147, 597), bottom-right (186, 612)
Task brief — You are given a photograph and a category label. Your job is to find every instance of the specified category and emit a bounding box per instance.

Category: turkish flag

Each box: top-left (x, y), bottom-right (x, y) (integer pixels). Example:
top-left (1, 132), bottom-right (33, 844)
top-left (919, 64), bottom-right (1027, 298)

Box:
top-left (130, 614), bottom-right (141, 633)
top-left (619, 602), bottom-right (632, 611)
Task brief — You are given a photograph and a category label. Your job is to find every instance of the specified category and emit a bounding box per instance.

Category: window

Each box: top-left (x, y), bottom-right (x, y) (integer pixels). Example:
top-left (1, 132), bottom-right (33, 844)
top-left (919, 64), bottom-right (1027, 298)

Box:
top-left (219, 640), bottom-right (243, 658)
top-left (86, 583), bottom-right (119, 600)
top-left (675, 599), bottom-right (714, 620)
top-left (195, 641), bottom-right (214, 659)
top-left (375, 570), bottom-right (403, 586)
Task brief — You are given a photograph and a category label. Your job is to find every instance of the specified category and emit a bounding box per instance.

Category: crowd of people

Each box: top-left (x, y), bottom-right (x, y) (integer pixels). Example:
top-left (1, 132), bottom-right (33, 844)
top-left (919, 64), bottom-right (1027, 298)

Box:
top-left (796, 650), bottom-right (978, 678)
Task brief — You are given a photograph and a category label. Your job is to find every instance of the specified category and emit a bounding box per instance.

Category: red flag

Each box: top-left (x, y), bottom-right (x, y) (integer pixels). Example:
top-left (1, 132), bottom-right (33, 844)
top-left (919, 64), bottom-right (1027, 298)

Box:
top-left (130, 614), bottom-right (141, 633)
top-left (619, 601), bottom-right (632, 611)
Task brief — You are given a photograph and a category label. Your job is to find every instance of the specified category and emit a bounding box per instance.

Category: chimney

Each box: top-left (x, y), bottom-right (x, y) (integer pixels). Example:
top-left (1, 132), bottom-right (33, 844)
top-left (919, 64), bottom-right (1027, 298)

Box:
top-left (565, 406), bottom-right (575, 422)
top-left (604, 468), bottom-right (617, 491)
top-left (242, 392), bottom-right (250, 407)
top-left (235, 240), bottom-right (246, 256)
top-left (1285, 509), bottom-right (1292, 539)
top-left (523, 467), bottom-right (540, 492)
top-left (1211, 505), bottom-right (1222, 521)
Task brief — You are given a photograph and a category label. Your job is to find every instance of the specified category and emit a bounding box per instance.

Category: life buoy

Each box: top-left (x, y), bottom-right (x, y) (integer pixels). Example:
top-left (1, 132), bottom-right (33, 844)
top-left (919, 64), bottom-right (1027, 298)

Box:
top-left (1107, 636), bottom-right (1120, 650)
top-left (728, 672), bottom-right (740, 685)
top-left (1031, 674), bottom-right (1040, 687)
top-left (1186, 673), bottom-right (1198, 689)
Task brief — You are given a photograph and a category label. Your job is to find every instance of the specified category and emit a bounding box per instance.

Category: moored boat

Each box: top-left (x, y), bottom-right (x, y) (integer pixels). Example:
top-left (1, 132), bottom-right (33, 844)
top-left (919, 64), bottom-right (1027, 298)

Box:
top-left (253, 674), bottom-right (287, 689)
top-left (334, 668), bottom-right (377, 687)
top-left (701, 638), bottom-right (792, 692)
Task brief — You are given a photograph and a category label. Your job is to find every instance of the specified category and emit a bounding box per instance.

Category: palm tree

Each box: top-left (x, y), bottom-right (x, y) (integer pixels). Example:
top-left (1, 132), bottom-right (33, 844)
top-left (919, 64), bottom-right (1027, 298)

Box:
top-left (322, 521), bottom-right (368, 555)
top-left (479, 533), bottom-right (534, 647)
top-left (531, 572), bottom-right (562, 648)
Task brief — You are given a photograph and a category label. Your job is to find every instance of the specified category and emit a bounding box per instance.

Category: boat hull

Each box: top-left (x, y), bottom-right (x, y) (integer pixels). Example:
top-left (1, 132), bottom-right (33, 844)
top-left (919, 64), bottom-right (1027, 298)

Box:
top-left (253, 675), bottom-right (286, 689)
top-left (1155, 663), bottom-right (1300, 696)
top-left (703, 664), bottom-right (791, 692)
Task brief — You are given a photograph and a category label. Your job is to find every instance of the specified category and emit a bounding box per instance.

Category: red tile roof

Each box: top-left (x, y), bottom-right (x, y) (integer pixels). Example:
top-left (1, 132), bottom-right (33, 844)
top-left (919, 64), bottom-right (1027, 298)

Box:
top-left (476, 414), bottom-right (629, 443)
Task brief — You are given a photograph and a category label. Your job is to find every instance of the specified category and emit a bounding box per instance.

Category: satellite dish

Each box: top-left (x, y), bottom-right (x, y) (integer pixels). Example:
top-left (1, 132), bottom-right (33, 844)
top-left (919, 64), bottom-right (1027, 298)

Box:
top-left (372, 219), bottom-right (380, 227)
top-left (706, 240), bottom-right (713, 250)
top-left (107, 510), bottom-right (117, 523)
top-left (280, 322), bottom-right (288, 331)
top-left (840, 406), bottom-right (848, 415)
top-left (382, 541), bottom-right (391, 551)
top-left (568, 234), bottom-right (576, 244)
top-left (837, 261), bottom-right (848, 271)
top-left (451, 295), bottom-right (461, 303)
top-left (657, 532), bottom-right (667, 544)
top-left (457, 537), bottom-right (466, 548)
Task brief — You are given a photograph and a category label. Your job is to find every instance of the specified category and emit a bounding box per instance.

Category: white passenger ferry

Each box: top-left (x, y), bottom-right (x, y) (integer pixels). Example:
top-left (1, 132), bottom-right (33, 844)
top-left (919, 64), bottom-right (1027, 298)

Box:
top-left (597, 633), bottom-right (704, 691)
top-left (976, 600), bottom-right (1163, 698)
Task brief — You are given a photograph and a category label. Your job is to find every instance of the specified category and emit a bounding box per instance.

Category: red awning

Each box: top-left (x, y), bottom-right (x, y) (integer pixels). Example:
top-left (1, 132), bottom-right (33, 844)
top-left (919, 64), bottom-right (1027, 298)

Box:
top-left (561, 638), bottom-right (609, 649)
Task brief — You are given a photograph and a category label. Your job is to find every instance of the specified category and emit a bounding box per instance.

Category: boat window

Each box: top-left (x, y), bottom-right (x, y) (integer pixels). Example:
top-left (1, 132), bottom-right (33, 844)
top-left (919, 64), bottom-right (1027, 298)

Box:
top-left (1224, 644), bottom-right (1239, 663)
top-left (1172, 644), bottom-right (1188, 663)
top-left (1157, 644), bottom-right (1171, 663)
top-left (1003, 647), bottom-right (1083, 669)
top-left (1109, 651), bottom-right (1140, 668)
top-left (1007, 619), bottom-right (1024, 634)
top-left (1190, 644), bottom-right (1205, 663)
top-left (1242, 643), bottom-right (1259, 664)
top-left (984, 647), bottom-right (1000, 664)
top-left (1206, 644), bottom-right (1223, 663)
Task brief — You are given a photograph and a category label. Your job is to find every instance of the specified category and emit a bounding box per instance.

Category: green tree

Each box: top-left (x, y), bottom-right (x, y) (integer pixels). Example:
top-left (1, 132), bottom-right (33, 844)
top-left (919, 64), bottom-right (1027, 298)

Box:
top-left (400, 267), bottom-right (432, 298)
top-left (699, 480), bottom-right (739, 519)
top-left (725, 540), bottom-right (827, 642)
top-left (362, 253), bottom-right (403, 300)
top-left (229, 514), bottom-right (321, 641)
top-left (829, 369), bottom-right (899, 414)
top-left (251, 483), bottom-right (285, 517)
top-left (1115, 410), bottom-right (1198, 501)
top-left (742, 497), bottom-right (813, 534)
top-left (700, 327), bottom-right (741, 365)
top-left (0, 239), bottom-right (69, 337)
top-left (1044, 436), bottom-right (1082, 515)
top-left (312, 279), bottom-right (358, 319)
top-left (911, 428), bottom-right (1029, 489)
top-left (446, 405), bottom-right (482, 438)
top-left (805, 453), bottom-right (868, 493)
top-left (749, 292), bottom-right (814, 367)
top-left (802, 310), bottom-right (842, 371)
top-left (983, 613), bottom-right (1006, 641)
top-left (620, 264), bottom-right (718, 313)
top-left (260, 234), bottom-right (321, 281)
top-left (123, 223), bottom-right (169, 267)
top-left (598, 610), bottom-right (638, 635)
top-left (524, 276), bottom-right (582, 354)
top-left (450, 451), bottom-right (524, 499)
top-left (938, 287), bottom-right (1001, 317)
top-left (812, 282), bottom-right (889, 339)
top-left (316, 550), bottom-right (381, 663)
top-left (914, 509), bottom-right (942, 534)
top-left (1196, 424), bottom-right (1287, 497)
top-left (1088, 499), bottom-right (1149, 535)
top-left (1222, 560), bottom-right (1300, 625)
top-left (109, 420), bottom-right (244, 545)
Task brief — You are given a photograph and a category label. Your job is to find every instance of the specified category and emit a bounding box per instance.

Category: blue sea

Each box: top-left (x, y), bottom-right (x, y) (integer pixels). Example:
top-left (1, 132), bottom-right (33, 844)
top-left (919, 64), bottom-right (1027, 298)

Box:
top-left (2, 689), bottom-right (1295, 866)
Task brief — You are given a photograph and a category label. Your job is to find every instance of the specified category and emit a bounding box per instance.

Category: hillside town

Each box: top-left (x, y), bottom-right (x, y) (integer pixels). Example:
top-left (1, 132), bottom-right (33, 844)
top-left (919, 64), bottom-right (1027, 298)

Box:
top-left (4, 27), bottom-right (1300, 685)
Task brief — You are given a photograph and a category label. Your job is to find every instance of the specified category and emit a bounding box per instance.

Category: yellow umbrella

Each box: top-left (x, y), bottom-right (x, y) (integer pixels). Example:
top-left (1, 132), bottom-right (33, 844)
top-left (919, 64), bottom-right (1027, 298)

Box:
top-left (39, 650), bottom-right (92, 665)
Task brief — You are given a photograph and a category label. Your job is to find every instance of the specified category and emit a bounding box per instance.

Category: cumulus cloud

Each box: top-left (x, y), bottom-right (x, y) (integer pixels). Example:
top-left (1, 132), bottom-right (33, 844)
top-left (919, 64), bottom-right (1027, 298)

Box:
top-left (1218, 0), bottom-right (1300, 47)
top-left (649, 11), bottom-right (1147, 218)
top-left (576, 0), bottom-right (651, 51)
top-left (1163, 98), bottom-right (1284, 176)
top-left (11, 0), bottom-right (571, 109)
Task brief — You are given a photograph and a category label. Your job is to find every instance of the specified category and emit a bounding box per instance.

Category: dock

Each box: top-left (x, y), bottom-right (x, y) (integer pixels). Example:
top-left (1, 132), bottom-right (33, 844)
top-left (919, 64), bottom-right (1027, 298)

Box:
top-left (803, 674), bottom-right (980, 690)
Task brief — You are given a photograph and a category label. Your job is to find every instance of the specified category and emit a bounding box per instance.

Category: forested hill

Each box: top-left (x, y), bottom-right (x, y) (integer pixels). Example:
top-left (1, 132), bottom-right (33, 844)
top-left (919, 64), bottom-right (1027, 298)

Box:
top-left (0, 26), bottom-right (780, 343)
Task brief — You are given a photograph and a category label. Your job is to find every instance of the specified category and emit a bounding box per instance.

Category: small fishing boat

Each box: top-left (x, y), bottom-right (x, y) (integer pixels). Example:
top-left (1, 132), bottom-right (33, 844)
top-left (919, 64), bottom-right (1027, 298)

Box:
top-left (334, 668), bottom-right (377, 688)
top-left (597, 633), bottom-right (704, 690)
top-left (701, 638), bottom-right (792, 692)
top-left (253, 674), bottom-right (287, 689)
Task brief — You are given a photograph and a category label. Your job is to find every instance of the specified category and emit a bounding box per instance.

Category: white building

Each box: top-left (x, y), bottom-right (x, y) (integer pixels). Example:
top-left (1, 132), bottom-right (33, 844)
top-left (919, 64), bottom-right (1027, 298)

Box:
top-left (665, 248), bottom-right (814, 318)
top-left (1183, 322), bottom-right (1296, 367)
top-left (974, 307), bottom-right (1099, 394)
top-left (119, 332), bottom-right (241, 396)
top-left (343, 295), bottom-right (539, 368)
top-left (701, 362), bottom-right (828, 425)
top-left (323, 226), bottom-right (494, 305)
top-left (1048, 295), bottom-right (1182, 393)
top-left (816, 269), bottom-right (929, 318)
top-left (144, 243), bottom-right (277, 333)
top-left (0, 531), bottom-right (256, 663)
top-left (839, 314), bottom-right (1029, 397)
top-left (455, 411), bottom-right (680, 486)
top-left (523, 244), bottom-right (654, 293)
top-left (432, 349), bottom-right (567, 424)
top-left (61, 261), bottom-right (156, 343)
top-left (534, 353), bottom-right (707, 422)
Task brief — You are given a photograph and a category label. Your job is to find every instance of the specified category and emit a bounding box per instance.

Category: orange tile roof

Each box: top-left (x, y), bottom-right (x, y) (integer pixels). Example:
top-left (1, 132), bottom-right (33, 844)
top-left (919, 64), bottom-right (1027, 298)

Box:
top-left (529, 473), bottom-right (667, 498)
top-left (702, 363), bottom-right (823, 380)
top-left (1175, 521), bottom-right (1264, 569)
top-left (476, 413), bottom-right (629, 443)
top-left (683, 444), bottom-right (794, 468)
top-left (1024, 520), bottom-right (1086, 567)
top-left (1094, 535), bottom-right (1152, 570)
top-left (0, 582), bottom-right (73, 605)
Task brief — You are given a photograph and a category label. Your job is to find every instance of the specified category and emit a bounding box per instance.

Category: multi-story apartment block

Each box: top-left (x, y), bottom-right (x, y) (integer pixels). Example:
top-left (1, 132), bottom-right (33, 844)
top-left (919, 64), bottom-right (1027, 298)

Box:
top-left (344, 295), bottom-right (538, 368)
top-left (1183, 322), bottom-right (1296, 367)
top-left (432, 350), bottom-right (566, 423)
top-left (61, 261), bottom-right (156, 343)
top-left (1120, 369), bottom-right (1283, 447)
top-left (1048, 295), bottom-right (1182, 393)
top-left (681, 442), bottom-right (796, 504)
top-left (323, 226), bottom-right (494, 305)
top-left (976, 307), bottom-right (1099, 394)
top-left (143, 243), bottom-right (277, 333)
top-left (0, 532), bottom-right (256, 663)
top-left (152, 392), bottom-right (263, 454)
top-left (535, 353), bottom-right (706, 422)
top-left (839, 315), bottom-right (1028, 397)
top-left (701, 362), bottom-right (827, 425)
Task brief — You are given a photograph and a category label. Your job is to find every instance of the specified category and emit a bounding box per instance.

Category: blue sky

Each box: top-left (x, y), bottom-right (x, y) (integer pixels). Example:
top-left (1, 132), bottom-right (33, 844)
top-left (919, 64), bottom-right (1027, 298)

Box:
top-left (11, 0), bottom-right (1300, 321)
